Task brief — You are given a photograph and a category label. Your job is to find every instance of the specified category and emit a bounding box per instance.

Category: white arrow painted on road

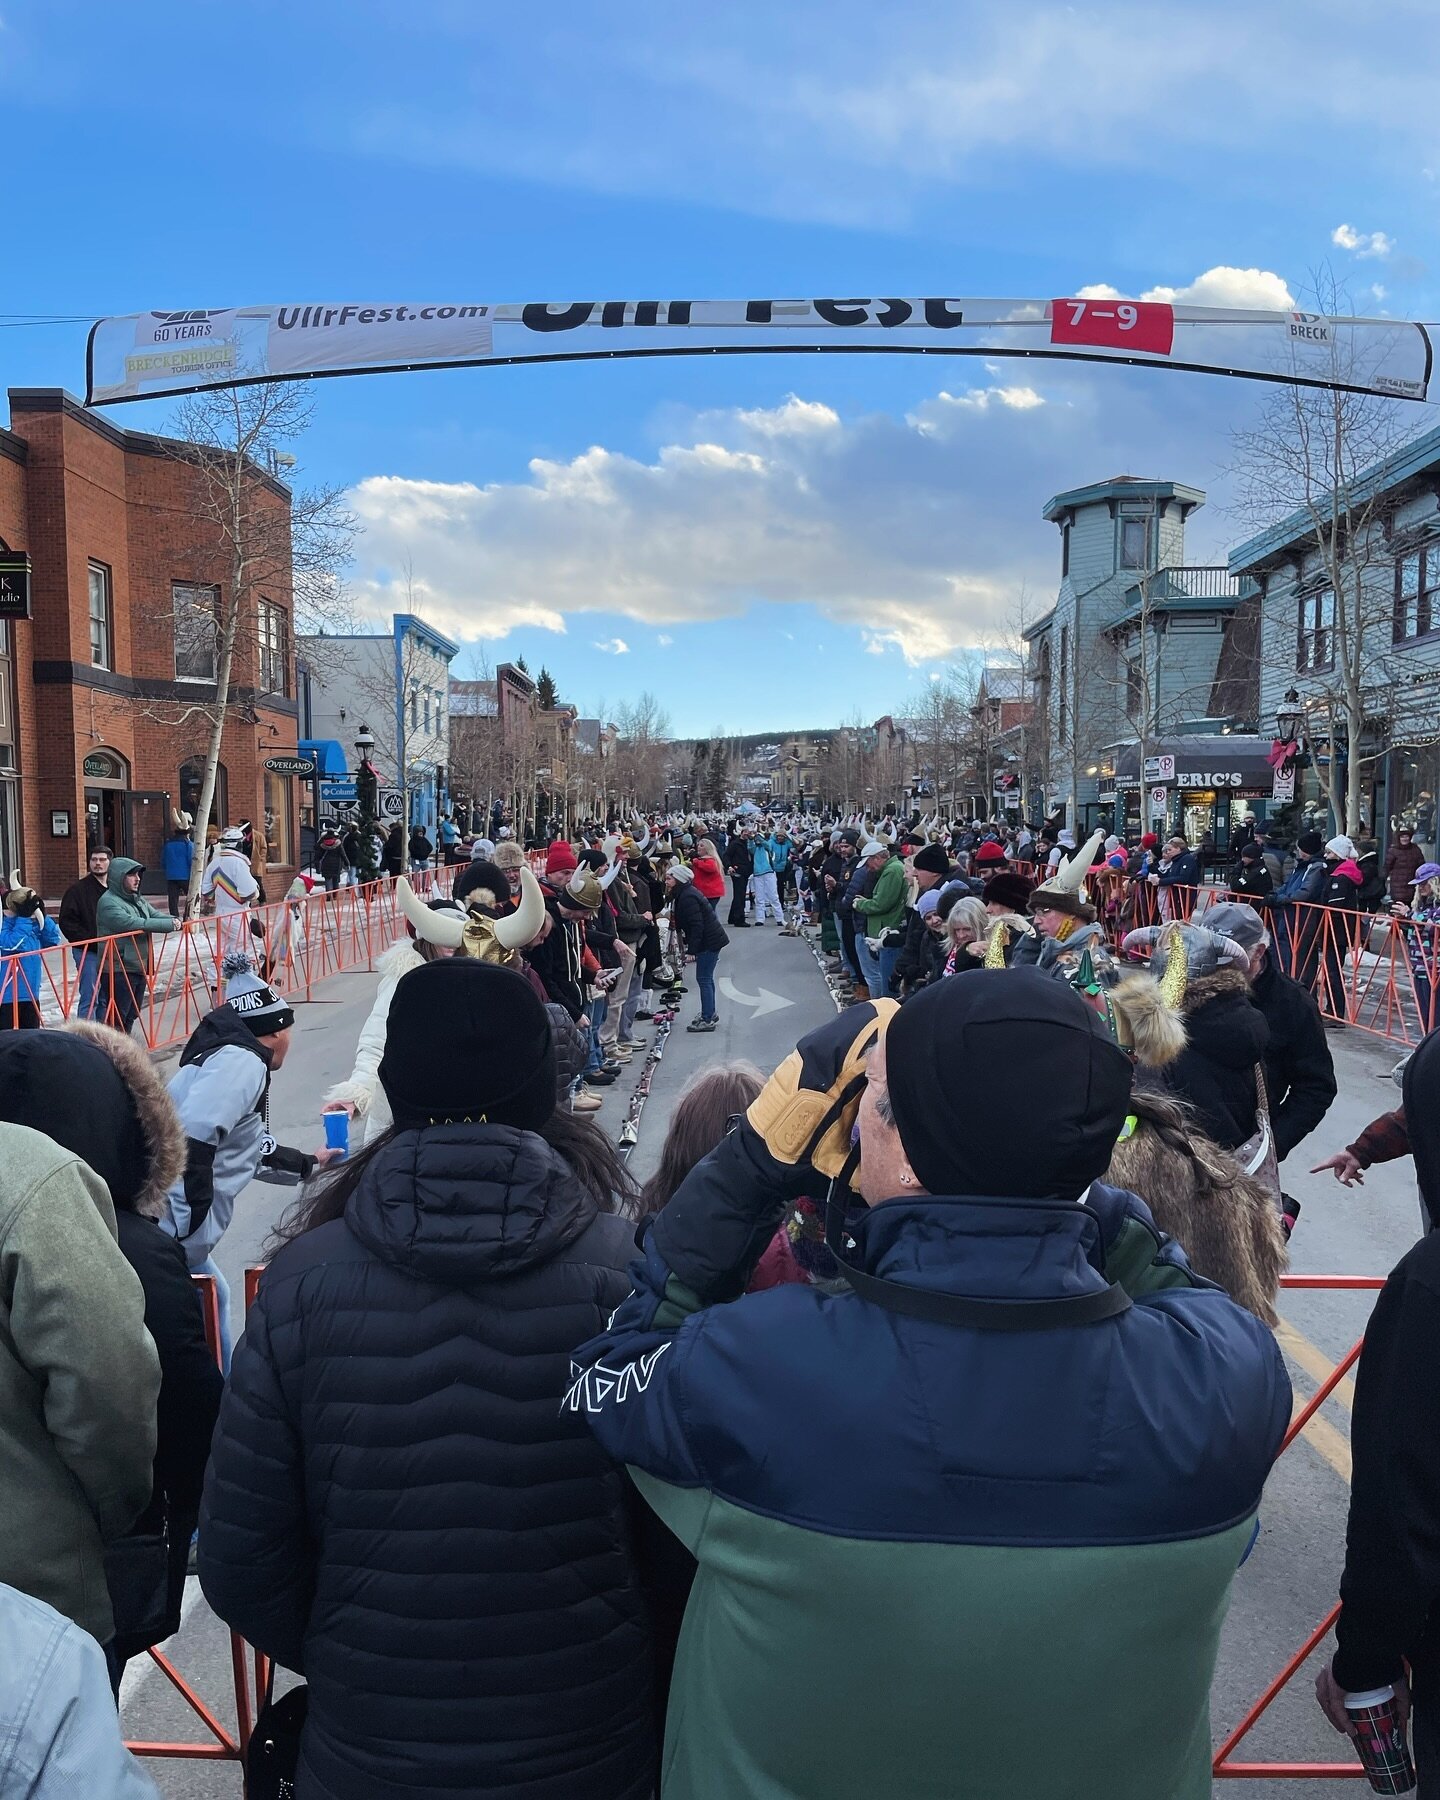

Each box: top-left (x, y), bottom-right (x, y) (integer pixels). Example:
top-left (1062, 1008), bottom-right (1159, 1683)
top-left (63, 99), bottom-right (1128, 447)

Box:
top-left (718, 976), bottom-right (793, 1018)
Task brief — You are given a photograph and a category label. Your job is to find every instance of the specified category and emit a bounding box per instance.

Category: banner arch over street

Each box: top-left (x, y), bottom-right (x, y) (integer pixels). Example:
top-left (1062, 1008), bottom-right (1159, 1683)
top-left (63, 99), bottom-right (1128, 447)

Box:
top-left (86, 297), bottom-right (1436, 408)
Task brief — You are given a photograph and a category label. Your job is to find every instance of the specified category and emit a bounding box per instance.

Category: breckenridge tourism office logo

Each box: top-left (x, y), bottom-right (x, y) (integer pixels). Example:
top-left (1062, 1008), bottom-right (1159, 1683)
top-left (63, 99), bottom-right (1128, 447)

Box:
top-left (124, 310), bottom-right (238, 384)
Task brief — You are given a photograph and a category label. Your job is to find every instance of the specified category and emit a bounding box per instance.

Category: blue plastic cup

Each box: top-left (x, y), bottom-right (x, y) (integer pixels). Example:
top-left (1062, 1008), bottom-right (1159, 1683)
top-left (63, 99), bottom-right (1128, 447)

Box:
top-left (322, 1109), bottom-right (350, 1160)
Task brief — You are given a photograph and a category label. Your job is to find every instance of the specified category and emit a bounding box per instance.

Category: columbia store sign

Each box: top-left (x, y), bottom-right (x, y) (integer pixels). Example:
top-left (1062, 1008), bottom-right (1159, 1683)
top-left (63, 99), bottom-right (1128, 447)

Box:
top-left (84, 298), bottom-right (1436, 405)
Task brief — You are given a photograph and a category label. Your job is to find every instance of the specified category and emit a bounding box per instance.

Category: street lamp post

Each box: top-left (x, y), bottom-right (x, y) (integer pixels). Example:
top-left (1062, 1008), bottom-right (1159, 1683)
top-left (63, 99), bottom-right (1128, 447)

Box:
top-left (1276, 687), bottom-right (1304, 750)
top-left (354, 723), bottom-right (379, 885)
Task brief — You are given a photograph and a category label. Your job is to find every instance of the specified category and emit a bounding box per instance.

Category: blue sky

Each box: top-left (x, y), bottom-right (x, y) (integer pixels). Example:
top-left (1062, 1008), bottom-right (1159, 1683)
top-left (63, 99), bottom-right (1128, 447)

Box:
top-left (3, 0), bottom-right (1437, 733)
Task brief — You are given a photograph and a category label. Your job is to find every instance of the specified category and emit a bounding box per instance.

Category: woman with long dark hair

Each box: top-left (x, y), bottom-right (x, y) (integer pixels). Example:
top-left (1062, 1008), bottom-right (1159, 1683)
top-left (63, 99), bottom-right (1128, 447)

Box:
top-left (199, 959), bottom-right (656, 1800)
top-left (638, 1062), bottom-right (764, 1218)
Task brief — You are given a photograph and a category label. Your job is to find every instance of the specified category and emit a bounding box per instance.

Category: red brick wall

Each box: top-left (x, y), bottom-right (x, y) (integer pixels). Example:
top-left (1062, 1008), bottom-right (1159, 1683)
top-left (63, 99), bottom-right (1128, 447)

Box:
top-left (5, 393), bottom-right (300, 898)
top-left (0, 440), bottom-right (35, 878)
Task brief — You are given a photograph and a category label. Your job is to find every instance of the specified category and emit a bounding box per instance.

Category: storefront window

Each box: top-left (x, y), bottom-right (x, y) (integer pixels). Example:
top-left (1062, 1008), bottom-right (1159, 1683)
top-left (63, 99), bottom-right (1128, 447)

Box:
top-left (1181, 793), bottom-right (1217, 853)
top-left (179, 756), bottom-right (227, 827)
top-left (1390, 746), bottom-right (1440, 858)
top-left (0, 777), bottom-right (18, 875)
top-left (264, 769), bottom-right (293, 867)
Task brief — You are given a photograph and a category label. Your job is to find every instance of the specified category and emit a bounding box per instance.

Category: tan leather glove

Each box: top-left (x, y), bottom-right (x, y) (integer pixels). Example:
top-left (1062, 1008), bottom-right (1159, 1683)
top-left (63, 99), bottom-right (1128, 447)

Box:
top-left (746, 997), bottom-right (898, 1177)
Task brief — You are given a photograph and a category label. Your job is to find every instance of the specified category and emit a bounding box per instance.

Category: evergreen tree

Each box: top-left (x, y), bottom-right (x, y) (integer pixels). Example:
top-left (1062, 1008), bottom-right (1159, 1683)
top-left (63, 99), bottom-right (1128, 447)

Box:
top-left (536, 665), bottom-right (559, 710)
top-left (515, 654), bottom-right (530, 674)
top-left (688, 740), bottom-right (709, 808)
top-left (705, 740), bottom-right (730, 810)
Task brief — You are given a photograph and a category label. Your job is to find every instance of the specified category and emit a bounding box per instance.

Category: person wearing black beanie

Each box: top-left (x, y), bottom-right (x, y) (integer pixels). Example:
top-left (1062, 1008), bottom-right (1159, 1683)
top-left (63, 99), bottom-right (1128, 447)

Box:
top-left (892, 842), bottom-right (956, 997)
top-left (200, 957), bottom-right (662, 1800)
top-left (566, 972), bottom-right (1290, 1800)
top-left (875, 968), bottom-right (1134, 1201)
top-left (378, 959), bottom-right (558, 1130)
top-left (910, 843), bottom-right (952, 879)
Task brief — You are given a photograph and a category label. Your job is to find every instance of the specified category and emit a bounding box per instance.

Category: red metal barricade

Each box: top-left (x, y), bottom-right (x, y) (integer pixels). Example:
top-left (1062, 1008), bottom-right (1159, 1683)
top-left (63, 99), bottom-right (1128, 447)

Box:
top-left (1212, 1274), bottom-right (1387, 1781)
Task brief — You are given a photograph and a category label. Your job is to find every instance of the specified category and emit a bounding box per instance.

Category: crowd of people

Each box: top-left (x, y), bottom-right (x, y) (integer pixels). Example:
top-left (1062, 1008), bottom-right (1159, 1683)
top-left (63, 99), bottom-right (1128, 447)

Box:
top-left (6, 800), bottom-right (1440, 1794)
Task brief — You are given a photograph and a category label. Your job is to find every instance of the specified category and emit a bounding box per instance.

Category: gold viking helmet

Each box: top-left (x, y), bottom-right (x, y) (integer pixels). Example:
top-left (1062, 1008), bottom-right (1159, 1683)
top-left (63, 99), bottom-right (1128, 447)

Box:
top-left (396, 865), bottom-right (546, 968)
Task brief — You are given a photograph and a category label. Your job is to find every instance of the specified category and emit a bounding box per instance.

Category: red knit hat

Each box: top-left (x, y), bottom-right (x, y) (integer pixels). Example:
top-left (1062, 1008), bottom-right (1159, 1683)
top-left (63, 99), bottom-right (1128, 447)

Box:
top-left (544, 840), bottom-right (578, 877)
top-left (974, 841), bottom-right (1008, 864)
top-left (1140, 833), bottom-right (1158, 850)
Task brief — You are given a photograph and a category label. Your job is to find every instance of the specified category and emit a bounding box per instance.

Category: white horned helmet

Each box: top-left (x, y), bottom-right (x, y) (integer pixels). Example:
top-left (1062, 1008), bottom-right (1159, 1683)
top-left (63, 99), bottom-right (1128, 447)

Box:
top-left (396, 864), bottom-right (546, 967)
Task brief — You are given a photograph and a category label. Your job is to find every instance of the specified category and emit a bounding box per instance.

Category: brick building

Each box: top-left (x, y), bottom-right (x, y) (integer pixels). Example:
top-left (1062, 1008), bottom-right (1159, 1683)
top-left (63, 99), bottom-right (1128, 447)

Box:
top-left (0, 389), bottom-right (300, 899)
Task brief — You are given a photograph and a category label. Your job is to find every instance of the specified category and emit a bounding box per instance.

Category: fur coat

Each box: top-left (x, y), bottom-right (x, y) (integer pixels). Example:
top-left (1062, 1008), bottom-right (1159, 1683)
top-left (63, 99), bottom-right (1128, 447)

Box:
top-left (1108, 1090), bottom-right (1286, 1325)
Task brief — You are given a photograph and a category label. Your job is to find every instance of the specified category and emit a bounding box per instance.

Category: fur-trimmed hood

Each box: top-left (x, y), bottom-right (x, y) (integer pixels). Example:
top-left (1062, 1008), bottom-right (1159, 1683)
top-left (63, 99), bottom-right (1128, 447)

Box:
top-left (59, 1021), bottom-right (187, 1218)
top-left (1108, 973), bottom-right (1187, 1069)
top-left (0, 1019), bottom-right (186, 1220)
top-left (1179, 966), bottom-right (1253, 1015)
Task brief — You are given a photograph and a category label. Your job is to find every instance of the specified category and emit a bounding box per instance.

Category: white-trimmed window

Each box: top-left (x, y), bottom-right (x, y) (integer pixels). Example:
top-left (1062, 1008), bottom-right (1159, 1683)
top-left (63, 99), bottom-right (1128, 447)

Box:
top-left (257, 598), bottom-right (289, 696)
top-left (88, 562), bottom-right (113, 669)
top-left (1395, 544), bottom-right (1440, 643)
top-left (1297, 587), bottom-right (1335, 672)
top-left (1119, 508), bottom-right (1151, 571)
top-left (174, 582), bottom-right (219, 682)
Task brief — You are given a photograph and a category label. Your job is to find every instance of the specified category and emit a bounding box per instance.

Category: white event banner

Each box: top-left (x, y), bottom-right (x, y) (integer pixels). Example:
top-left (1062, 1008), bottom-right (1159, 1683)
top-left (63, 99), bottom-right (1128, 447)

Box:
top-left (85, 298), bottom-right (1435, 406)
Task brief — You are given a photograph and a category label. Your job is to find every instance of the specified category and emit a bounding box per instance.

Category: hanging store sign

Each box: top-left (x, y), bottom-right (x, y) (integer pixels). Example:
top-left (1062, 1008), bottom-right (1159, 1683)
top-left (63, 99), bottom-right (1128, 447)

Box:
top-left (264, 755), bottom-right (317, 777)
top-left (0, 552), bottom-right (31, 620)
top-left (85, 299), bottom-right (1436, 406)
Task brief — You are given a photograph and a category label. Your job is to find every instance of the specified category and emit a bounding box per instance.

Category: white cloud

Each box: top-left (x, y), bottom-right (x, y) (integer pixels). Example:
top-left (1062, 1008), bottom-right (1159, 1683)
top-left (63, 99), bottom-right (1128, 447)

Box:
top-left (1073, 266), bottom-right (1295, 311)
top-left (656, 633), bottom-right (674, 646)
top-left (1142, 266), bottom-right (1295, 309)
top-left (1333, 223), bottom-right (1393, 259)
top-left (908, 385), bottom-right (1045, 435)
top-left (1371, 284), bottom-right (1389, 305)
top-left (735, 395), bottom-right (841, 438)
top-left (346, 364), bottom-right (1249, 667)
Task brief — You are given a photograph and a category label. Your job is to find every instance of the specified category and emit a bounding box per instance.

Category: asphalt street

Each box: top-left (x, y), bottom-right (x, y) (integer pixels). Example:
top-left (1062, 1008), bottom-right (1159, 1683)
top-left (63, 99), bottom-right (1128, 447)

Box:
top-left (116, 926), bottom-right (1425, 1796)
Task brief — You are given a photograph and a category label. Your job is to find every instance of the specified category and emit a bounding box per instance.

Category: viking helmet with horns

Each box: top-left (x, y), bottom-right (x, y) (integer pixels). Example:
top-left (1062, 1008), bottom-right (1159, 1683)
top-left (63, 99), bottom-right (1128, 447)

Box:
top-left (396, 864), bottom-right (546, 967)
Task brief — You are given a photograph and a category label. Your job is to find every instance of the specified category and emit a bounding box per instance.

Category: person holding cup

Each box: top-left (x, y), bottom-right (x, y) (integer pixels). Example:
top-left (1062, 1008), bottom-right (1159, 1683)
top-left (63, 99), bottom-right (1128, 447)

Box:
top-left (1316, 1028), bottom-right (1440, 1791)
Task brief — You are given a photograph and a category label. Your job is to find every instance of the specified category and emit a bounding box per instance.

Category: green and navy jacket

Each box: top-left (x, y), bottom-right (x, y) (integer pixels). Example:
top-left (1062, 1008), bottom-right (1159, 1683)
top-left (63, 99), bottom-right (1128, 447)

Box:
top-left (568, 1128), bottom-right (1290, 1800)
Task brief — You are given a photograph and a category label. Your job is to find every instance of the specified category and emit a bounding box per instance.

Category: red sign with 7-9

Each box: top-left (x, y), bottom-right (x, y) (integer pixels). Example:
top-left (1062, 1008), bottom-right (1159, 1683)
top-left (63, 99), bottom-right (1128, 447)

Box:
top-left (1049, 297), bottom-right (1174, 356)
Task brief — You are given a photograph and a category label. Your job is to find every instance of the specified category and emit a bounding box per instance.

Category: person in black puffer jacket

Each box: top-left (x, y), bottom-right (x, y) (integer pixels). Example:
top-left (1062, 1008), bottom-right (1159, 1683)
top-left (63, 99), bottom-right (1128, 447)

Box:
top-left (668, 863), bottom-right (729, 1032)
top-left (199, 959), bottom-right (657, 1800)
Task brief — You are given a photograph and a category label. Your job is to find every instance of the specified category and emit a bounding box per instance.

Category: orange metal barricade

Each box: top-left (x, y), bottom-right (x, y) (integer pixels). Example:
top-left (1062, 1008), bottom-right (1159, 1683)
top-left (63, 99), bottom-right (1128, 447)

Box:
top-left (0, 867), bottom-right (457, 1050)
top-left (1212, 1273), bottom-right (1387, 1781)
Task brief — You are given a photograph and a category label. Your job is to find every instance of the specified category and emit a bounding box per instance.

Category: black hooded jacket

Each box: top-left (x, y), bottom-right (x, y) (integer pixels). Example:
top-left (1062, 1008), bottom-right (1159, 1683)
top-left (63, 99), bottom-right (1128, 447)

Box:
top-left (525, 898), bottom-right (587, 1020)
top-left (1251, 955), bottom-right (1337, 1161)
top-left (199, 1124), bottom-right (654, 1800)
top-left (1153, 969), bottom-right (1271, 1152)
